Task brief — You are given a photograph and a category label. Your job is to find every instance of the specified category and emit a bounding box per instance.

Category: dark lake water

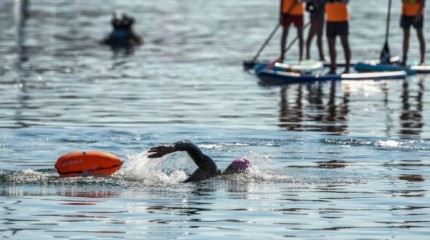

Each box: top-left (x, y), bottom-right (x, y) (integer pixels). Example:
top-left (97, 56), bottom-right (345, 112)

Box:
top-left (1, 0), bottom-right (430, 239)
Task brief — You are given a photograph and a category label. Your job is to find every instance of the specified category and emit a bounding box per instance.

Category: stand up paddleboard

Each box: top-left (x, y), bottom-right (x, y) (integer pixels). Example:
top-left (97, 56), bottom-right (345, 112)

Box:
top-left (55, 151), bottom-right (123, 177)
top-left (257, 69), bottom-right (407, 85)
top-left (245, 59), bottom-right (355, 71)
top-left (254, 60), bottom-right (324, 74)
top-left (355, 61), bottom-right (430, 75)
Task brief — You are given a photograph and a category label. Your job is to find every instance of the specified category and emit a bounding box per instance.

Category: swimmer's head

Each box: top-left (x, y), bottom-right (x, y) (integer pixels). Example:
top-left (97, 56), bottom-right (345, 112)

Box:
top-left (111, 12), bottom-right (135, 29)
top-left (223, 158), bottom-right (251, 175)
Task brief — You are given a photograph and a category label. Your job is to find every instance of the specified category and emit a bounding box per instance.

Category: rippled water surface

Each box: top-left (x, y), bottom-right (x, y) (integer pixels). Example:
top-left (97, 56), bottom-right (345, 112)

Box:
top-left (1, 0), bottom-right (430, 239)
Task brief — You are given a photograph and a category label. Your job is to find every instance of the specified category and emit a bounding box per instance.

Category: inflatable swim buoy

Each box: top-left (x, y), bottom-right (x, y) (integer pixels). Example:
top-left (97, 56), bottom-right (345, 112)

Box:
top-left (55, 151), bottom-right (123, 177)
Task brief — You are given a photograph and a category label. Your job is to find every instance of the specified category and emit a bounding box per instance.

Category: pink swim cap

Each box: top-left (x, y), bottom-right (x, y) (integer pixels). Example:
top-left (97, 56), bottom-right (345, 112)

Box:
top-left (230, 158), bottom-right (251, 171)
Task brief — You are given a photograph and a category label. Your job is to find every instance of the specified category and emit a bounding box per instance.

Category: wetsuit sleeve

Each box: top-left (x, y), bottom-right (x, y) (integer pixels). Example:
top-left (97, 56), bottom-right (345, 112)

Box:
top-left (174, 140), bottom-right (218, 175)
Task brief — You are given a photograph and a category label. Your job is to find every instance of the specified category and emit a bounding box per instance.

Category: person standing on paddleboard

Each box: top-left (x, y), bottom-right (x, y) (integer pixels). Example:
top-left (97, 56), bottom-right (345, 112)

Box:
top-left (148, 140), bottom-right (251, 183)
top-left (325, 0), bottom-right (351, 74)
top-left (279, 0), bottom-right (306, 63)
top-left (305, 0), bottom-right (326, 61)
top-left (401, 0), bottom-right (426, 65)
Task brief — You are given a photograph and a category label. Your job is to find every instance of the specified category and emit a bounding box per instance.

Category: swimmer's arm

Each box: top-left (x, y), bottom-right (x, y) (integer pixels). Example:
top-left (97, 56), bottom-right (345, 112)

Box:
top-left (148, 145), bottom-right (175, 158)
top-left (173, 140), bottom-right (218, 175)
top-left (148, 140), bottom-right (218, 174)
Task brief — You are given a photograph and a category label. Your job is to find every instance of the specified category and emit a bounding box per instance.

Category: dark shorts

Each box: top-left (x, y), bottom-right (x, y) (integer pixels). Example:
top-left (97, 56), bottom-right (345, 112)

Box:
top-left (309, 10), bottom-right (325, 26)
top-left (281, 14), bottom-right (304, 28)
top-left (400, 15), bottom-right (424, 30)
top-left (326, 21), bottom-right (349, 38)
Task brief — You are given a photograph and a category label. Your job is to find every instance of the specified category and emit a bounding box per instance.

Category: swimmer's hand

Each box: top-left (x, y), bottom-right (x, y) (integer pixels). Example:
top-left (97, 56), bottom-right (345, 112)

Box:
top-left (147, 145), bottom-right (175, 158)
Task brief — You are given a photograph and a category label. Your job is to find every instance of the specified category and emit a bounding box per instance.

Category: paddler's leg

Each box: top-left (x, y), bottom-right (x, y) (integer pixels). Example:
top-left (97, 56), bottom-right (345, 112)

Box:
top-left (297, 26), bottom-right (304, 62)
top-left (316, 16), bottom-right (325, 61)
top-left (313, 10), bottom-right (325, 61)
top-left (293, 13), bottom-right (305, 63)
top-left (338, 21), bottom-right (350, 74)
top-left (326, 21), bottom-right (337, 74)
top-left (280, 27), bottom-right (289, 63)
top-left (305, 22), bottom-right (316, 60)
top-left (400, 15), bottom-right (411, 66)
top-left (306, 11), bottom-right (325, 61)
top-left (402, 28), bottom-right (410, 65)
top-left (417, 28), bottom-right (426, 65)
top-left (340, 35), bottom-right (351, 74)
top-left (305, 12), bottom-right (318, 60)
top-left (327, 36), bottom-right (336, 74)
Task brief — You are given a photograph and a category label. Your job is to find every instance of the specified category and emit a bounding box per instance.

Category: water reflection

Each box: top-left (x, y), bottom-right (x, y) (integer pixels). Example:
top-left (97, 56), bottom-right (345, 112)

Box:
top-left (399, 77), bottom-right (425, 136)
top-left (276, 78), bottom-right (427, 136)
top-left (316, 160), bottom-right (347, 169)
top-left (146, 204), bottom-right (209, 216)
top-left (189, 181), bottom-right (217, 196)
top-left (278, 81), bottom-right (349, 133)
top-left (14, 0), bottom-right (29, 62)
top-left (398, 174), bottom-right (425, 182)
top-left (60, 190), bottom-right (121, 199)
top-left (13, 0), bottom-right (31, 128)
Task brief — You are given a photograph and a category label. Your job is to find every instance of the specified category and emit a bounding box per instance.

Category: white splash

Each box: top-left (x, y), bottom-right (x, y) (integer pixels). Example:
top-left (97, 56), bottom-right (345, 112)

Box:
top-left (376, 140), bottom-right (401, 148)
top-left (117, 151), bottom-right (188, 185)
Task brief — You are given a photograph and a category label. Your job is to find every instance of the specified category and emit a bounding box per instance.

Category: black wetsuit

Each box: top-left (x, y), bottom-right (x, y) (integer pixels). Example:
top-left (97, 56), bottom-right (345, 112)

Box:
top-left (173, 140), bottom-right (221, 182)
top-left (104, 14), bottom-right (143, 48)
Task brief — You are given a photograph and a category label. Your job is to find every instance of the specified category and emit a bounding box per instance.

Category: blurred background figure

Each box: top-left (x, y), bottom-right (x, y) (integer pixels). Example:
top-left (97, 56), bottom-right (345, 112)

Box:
top-left (101, 12), bottom-right (143, 53)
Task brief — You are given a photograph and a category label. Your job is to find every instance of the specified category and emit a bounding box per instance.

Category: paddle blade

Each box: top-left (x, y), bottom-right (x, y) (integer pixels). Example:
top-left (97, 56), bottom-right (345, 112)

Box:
top-left (243, 60), bottom-right (256, 71)
top-left (380, 42), bottom-right (391, 64)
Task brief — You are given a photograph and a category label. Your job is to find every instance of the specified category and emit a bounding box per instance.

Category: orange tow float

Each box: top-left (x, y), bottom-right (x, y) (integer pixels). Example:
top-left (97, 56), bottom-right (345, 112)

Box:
top-left (55, 151), bottom-right (123, 177)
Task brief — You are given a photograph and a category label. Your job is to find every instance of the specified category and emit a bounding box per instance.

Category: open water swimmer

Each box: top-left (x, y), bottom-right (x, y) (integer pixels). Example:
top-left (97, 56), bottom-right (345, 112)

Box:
top-left (148, 140), bottom-right (251, 183)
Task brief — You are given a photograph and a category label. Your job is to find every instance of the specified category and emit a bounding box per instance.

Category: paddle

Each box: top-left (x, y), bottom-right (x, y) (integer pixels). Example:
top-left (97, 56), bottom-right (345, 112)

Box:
top-left (380, 0), bottom-right (392, 64)
top-left (243, 24), bottom-right (280, 70)
top-left (244, 1), bottom-right (301, 70)
top-left (258, 20), bottom-right (312, 72)
top-left (247, 19), bottom-right (312, 71)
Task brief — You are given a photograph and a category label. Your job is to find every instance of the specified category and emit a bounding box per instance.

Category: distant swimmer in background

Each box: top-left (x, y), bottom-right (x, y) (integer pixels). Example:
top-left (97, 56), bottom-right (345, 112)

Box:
top-left (148, 140), bottom-right (251, 183)
top-left (101, 12), bottom-right (143, 51)
top-left (305, 0), bottom-right (326, 61)
top-left (279, 0), bottom-right (306, 63)
top-left (400, 0), bottom-right (426, 65)
top-left (325, 0), bottom-right (351, 74)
